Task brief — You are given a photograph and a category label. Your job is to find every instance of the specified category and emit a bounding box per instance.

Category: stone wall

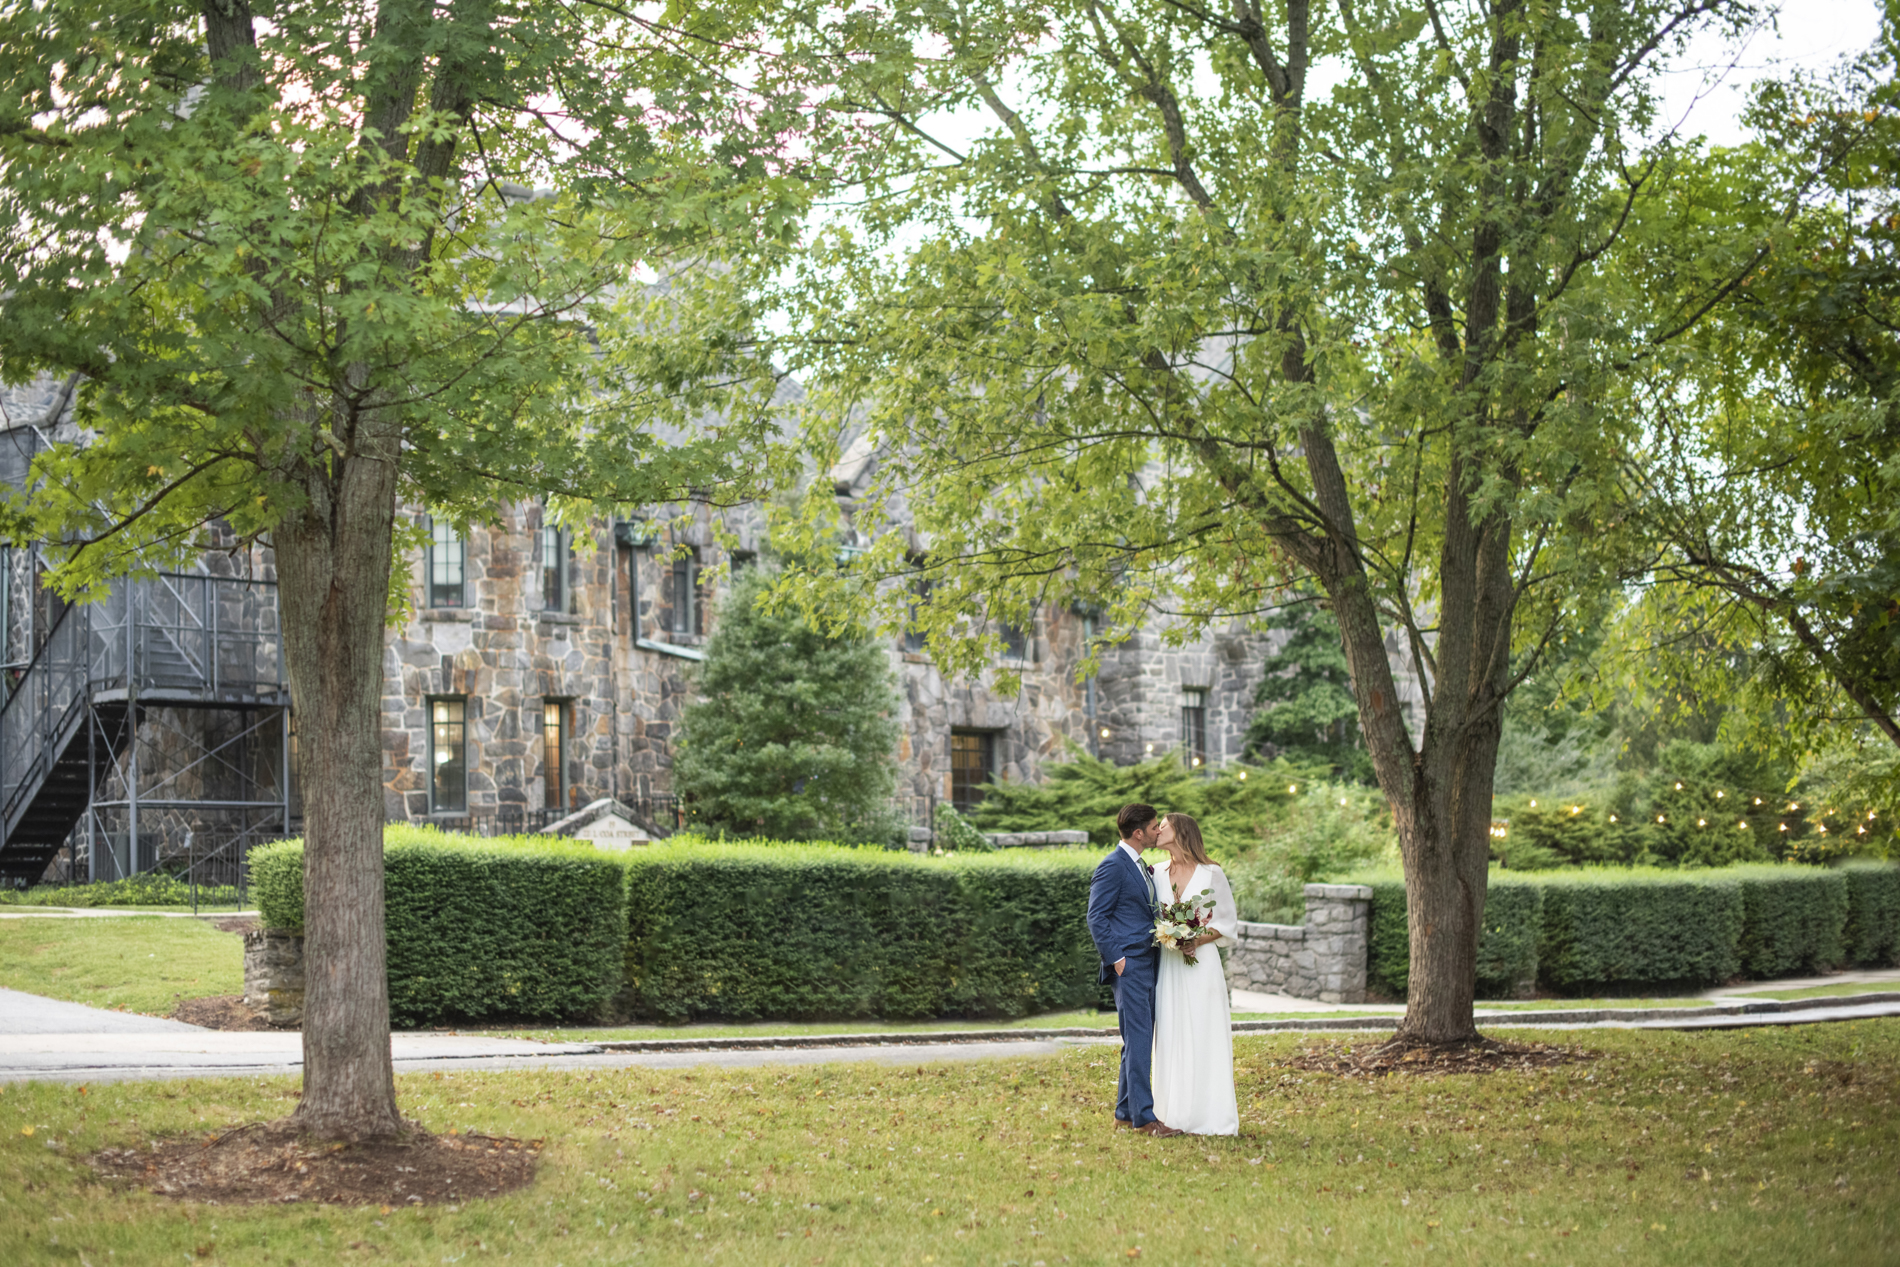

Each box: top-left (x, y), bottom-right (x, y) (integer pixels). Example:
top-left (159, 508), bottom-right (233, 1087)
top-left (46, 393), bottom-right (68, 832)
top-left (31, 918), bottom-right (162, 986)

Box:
top-left (243, 928), bottom-right (305, 1027)
top-left (1223, 883), bottom-right (1373, 1004)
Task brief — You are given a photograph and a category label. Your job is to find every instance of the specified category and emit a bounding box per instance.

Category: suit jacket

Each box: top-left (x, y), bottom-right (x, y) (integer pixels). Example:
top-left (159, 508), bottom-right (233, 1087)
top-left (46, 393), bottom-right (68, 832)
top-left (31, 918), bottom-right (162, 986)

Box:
top-left (1086, 845), bottom-right (1159, 984)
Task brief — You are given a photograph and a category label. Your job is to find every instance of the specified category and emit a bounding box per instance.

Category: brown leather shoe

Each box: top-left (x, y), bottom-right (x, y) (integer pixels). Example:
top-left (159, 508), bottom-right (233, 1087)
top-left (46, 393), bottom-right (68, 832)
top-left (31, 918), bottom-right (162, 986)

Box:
top-left (1137, 1121), bottom-right (1184, 1137)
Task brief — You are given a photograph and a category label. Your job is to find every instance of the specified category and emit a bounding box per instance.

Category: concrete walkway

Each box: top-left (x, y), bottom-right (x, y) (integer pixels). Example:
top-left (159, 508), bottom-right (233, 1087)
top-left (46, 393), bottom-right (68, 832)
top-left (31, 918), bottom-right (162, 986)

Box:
top-left (3, 984), bottom-right (1898, 1085)
top-left (0, 908), bottom-right (258, 920)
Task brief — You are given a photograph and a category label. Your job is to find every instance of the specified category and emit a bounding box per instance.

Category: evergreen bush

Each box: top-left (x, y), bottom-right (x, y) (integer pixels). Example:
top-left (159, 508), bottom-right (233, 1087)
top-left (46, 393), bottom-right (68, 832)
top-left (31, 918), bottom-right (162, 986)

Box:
top-left (672, 567), bottom-right (902, 843)
top-left (932, 802), bottom-right (993, 851)
top-left (621, 838), bottom-right (1101, 1022)
top-left (1536, 869), bottom-right (1745, 990)
top-left (1732, 865), bottom-right (1848, 977)
top-left (250, 827), bottom-right (626, 1027)
top-left (1842, 861), bottom-right (1900, 966)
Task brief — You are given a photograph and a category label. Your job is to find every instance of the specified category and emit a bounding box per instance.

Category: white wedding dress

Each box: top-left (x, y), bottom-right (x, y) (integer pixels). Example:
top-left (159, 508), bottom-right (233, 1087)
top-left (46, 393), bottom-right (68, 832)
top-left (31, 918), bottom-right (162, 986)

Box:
top-left (1150, 861), bottom-right (1240, 1136)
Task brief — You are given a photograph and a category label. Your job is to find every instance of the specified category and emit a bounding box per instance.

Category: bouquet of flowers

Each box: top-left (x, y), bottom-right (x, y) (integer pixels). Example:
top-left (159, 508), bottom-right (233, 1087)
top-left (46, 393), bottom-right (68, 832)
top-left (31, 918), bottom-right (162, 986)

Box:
top-left (1153, 888), bottom-right (1217, 965)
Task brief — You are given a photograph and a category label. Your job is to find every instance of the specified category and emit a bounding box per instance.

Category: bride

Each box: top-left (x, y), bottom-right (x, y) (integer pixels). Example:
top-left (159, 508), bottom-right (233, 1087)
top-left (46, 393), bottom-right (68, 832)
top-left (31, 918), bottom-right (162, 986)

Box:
top-left (1150, 811), bottom-right (1240, 1136)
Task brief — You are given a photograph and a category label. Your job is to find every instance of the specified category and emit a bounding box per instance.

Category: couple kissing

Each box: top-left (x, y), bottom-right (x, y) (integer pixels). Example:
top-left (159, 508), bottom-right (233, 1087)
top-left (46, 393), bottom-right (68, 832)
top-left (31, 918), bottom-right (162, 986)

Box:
top-left (1085, 802), bottom-right (1240, 1137)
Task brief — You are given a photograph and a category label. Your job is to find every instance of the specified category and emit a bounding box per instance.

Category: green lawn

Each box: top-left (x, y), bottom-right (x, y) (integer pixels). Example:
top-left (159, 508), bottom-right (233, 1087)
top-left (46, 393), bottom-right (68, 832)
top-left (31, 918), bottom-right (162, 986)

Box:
top-left (3, 1021), bottom-right (1896, 1265)
top-left (0, 915), bottom-right (243, 1014)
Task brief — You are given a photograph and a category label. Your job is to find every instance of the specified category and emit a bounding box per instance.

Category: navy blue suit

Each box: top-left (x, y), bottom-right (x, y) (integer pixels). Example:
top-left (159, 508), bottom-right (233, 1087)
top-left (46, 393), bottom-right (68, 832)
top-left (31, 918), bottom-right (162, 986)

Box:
top-left (1086, 845), bottom-right (1160, 1127)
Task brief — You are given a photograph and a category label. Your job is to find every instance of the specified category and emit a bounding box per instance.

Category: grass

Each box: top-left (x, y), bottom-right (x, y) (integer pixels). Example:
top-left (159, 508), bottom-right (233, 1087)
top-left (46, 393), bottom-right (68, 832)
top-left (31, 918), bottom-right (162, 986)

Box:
top-left (0, 915), bottom-right (243, 1015)
top-left (3, 1022), bottom-right (1898, 1265)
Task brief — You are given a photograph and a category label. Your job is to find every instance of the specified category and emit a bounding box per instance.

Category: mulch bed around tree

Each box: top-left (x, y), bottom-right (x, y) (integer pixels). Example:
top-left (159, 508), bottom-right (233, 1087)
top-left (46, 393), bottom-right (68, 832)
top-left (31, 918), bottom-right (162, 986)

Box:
top-left (172, 994), bottom-right (286, 1031)
top-left (1285, 1035), bottom-right (1597, 1077)
top-left (90, 1120), bottom-right (540, 1206)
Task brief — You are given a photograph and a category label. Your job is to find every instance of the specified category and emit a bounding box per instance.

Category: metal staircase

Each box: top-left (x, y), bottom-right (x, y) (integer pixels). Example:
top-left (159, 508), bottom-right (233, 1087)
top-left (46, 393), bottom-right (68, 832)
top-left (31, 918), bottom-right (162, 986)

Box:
top-left (0, 573), bottom-right (290, 884)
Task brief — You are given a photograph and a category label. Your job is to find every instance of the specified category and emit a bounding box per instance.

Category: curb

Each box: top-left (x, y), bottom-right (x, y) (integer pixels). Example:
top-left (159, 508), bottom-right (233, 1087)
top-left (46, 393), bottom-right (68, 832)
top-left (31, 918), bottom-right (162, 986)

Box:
top-left (580, 991), bottom-right (1900, 1053)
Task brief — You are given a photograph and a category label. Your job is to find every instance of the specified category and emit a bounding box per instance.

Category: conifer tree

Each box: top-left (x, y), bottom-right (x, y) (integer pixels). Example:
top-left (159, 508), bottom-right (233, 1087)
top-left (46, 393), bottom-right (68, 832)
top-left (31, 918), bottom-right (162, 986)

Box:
top-left (1246, 606), bottom-right (1373, 784)
top-left (675, 568), bottom-right (902, 842)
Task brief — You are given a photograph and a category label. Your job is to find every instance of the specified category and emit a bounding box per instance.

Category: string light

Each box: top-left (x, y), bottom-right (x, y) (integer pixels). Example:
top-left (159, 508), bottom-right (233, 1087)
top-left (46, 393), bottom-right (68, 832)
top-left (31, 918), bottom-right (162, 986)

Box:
top-left (1715, 790), bottom-right (1724, 799)
top-left (1657, 815), bottom-right (1667, 823)
top-left (1754, 797), bottom-right (1762, 805)
top-left (1570, 806), bottom-right (1582, 815)
top-left (1236, 770), bottom-right (1246, 780)
top-left (1529, 799), bottom-right (1537, 807)
top-left (1100, 727), bottom-right (1111, 739)
top-left (1738, 821), bottom-right (1748, 829)
top-left (1609, 814), bottom-right (1618, 823)
top-left (1288, 784), bottom-right (1298, 794)
top-left (1339, 797), bottom-right (1348, 806)
top-left (1697, 818), bottom-right (1707, 827)
top-left (1675, 782), bottom-right (1683, 790)
top-left (1779, 823), bottom-right (1787, 831)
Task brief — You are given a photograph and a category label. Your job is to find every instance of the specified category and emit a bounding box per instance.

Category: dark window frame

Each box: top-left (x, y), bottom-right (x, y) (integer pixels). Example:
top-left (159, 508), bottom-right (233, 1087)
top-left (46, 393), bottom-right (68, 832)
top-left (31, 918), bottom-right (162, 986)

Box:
top-left (425, 516), bottom-right (465, 609)
top-left (669, 551), bottom-right (702, 636)
top-left (537, 509), bottom-right (570, 613)
top-left (949, 729), bottom-right (998, 810)
top-left (428, 695), bottom-right (468, 814)
top-left (542, 698), bottom-right (571, 812)
top-left (1180, 687), bottom-right (1209, 770)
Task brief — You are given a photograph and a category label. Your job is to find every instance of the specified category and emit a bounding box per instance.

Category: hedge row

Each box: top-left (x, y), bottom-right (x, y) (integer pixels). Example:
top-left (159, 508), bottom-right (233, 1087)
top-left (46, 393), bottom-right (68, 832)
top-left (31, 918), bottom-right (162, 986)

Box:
top-left (621, 839), bottom-right (1104, 1022)
top-left (252, 827), bottom-right (627, 1028)
top-left (253, 830), bottom-right (1110, 1025)
top-left (1357, 862), bottom-right (1900, 997)
top-left (1362, 873), bottom-right (1543, 999)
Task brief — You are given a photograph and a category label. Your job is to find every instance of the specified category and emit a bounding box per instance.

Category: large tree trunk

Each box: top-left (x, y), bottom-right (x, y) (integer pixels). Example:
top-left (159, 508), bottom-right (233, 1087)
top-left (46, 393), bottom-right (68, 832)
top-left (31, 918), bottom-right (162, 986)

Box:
top-left (274, 435), bottom-right (403, 1139)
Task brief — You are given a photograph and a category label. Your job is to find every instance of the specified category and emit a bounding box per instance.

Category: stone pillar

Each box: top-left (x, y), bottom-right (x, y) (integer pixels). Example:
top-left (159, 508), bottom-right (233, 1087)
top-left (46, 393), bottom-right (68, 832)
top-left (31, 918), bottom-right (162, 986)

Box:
top-left (242, 928), bottom-right (306, 1027)
top-left (1302, 883), bottom-right (1373, 1004)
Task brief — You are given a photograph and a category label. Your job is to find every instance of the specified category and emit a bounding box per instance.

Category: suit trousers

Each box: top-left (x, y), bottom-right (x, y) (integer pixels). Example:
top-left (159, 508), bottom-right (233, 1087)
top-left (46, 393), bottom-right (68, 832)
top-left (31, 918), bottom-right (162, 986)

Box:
top-left (1111, 950), bottom-right (1159, 1127)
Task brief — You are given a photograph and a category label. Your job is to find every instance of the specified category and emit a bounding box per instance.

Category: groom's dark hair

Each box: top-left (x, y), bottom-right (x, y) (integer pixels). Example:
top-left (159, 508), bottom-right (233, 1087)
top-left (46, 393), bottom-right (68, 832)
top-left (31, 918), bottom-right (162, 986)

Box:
top-left (1116, 803), bottom-right (1158, 839)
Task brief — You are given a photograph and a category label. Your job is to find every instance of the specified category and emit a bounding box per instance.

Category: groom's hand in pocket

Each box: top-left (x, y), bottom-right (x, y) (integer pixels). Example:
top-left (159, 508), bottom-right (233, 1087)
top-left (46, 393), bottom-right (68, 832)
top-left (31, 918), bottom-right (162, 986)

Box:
top-left (1114, 958), bottom-right (1126, 976)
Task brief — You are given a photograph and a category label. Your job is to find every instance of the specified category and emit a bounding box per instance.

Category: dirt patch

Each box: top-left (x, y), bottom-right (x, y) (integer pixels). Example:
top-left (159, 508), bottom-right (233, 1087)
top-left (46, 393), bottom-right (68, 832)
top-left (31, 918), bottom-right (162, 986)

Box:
top-left (172, 994), bottom-right (287, 1032)
top-left (1285, 1035), bottom-right (1596, 1077)
top-left (90, 1119), bottom-right (540, 1206)
top-left (212, 916), bottom-right (260, 935)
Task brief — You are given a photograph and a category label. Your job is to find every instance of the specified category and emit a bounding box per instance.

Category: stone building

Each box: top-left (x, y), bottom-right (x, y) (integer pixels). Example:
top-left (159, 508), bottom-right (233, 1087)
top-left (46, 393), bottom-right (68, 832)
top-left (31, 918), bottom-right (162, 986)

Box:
top-left (2, 372), bottom-right (1424, 881)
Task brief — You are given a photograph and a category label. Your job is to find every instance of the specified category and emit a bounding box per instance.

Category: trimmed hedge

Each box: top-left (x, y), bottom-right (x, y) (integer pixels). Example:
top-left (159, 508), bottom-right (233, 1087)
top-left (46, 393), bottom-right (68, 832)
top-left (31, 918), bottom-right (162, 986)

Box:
top-left (1844, 862), bottom-right (1900, 966)
top-left (1537, 870), bottom-right (1745, 990)
top-left (622, 839), bottom-right (1103, 1022)
top-left (1353, 862), bottom-right (1900, 995)
top-left (251, 828), bottom-right (627, 1027)
top-left (1733, 866), bottom-right (1847, 978)
top-left (1362, 872), bottom-right (1543, 1000)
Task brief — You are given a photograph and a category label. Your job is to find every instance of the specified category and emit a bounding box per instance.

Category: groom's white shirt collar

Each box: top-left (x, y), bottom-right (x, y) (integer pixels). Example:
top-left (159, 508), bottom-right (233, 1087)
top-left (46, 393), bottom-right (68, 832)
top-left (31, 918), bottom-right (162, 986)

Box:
top-left (1116, 839), bottom-right (1144, 868)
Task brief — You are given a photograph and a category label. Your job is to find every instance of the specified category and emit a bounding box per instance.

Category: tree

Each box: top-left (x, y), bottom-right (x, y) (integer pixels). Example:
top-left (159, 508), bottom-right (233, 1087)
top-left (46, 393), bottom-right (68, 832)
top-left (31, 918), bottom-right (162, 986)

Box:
top-left (753, 0), bottom-right (1762, 1043)
top-left (1622, 27), bottom-right (1900, 763)
top-left (0, 1), bottom-right (789, 1136)
top-left (1245, 603), bottom-right (1372, 783)
top-left (674, 567), bottom-right (903, 842)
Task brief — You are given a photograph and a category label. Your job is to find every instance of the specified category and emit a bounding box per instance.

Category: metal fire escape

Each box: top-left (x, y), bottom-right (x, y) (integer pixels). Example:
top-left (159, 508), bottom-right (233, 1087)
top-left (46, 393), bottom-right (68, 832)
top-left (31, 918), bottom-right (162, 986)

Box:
top-left (0, 410), bottom-right (292, 887)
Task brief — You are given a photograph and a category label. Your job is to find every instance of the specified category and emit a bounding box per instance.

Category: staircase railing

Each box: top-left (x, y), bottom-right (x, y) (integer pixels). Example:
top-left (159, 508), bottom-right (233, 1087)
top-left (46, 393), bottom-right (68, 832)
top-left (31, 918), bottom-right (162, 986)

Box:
top-left (0, 574), bottom-right (285, 849)
top-left (0, 600), bottom-right (93, 840)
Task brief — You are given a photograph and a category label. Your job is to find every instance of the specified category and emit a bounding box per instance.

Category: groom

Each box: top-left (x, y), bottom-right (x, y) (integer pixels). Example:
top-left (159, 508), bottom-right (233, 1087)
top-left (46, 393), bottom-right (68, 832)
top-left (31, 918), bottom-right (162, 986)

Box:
top-left (1086, 803), bottom-right (1181, 1137)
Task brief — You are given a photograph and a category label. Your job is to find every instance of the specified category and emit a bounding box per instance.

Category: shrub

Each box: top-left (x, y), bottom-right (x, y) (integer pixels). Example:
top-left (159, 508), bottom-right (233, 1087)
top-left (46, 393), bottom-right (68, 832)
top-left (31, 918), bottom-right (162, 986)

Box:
top-left (1227, 783), bottom-right (1396, 923)
top-left (1842, 862), bottom-right (1900, 966)
top-left (1357, 871), bottom-right (1543, 1000)
top-left (932, 802), bottom-right (993, 852)
top-left (1537, 869), bottom-right (1744, 991)
top-left (965, 748), bottom-right (1328, 859)
top-left (621, 838), bottom-right (1101, 1023)
top-left (1732, 865), bottom-right (1847, 978)
top-left (672, 567), bottom-right (902, 843)
top-left (0, 873), bottom-right (245, 907)
top-left (251, 827), bottom-right (626, 1027)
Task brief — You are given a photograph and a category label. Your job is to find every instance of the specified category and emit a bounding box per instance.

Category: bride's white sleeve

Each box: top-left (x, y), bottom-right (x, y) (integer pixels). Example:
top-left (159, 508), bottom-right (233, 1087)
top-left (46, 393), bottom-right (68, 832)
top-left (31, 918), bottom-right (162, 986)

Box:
top-left (1208, 866), bottom-right (1241, 943)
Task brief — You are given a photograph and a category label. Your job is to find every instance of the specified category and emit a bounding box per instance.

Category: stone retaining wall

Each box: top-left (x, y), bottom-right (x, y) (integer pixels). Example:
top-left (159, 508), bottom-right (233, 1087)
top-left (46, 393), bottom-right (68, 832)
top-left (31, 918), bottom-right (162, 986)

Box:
top-left (243, 928), bottom-right (305, 1027)
top-left (1223, 883), bottom-right (1372, 1004)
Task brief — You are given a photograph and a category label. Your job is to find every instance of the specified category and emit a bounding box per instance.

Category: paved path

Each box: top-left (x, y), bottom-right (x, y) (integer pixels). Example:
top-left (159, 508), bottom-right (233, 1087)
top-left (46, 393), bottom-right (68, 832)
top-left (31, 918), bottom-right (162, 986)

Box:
top-left (0, 908), bottom-right (257, 920)
top-left (2, 985), bottom-right (1897, 1085)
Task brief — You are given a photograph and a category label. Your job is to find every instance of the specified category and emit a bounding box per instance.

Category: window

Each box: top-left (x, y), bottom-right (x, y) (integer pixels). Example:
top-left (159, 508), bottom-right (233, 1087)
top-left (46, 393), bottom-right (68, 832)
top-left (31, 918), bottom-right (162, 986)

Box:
top-left (669, 552), bottom-right (701, 636)
top-left (538, 514), bottom-right (569, 612)
top-left (542, 699), bottom-right (570, 812)
top-left (425, 517), bottom-right (465, 608)
top-left (429, 697), bottom-right (467, 813)
top-left (904, 577), bottom-right (931, 653)
top-left (1180, 687), bottom-right (1209, 770)
top-left (731, 549), bottom-right (757, 573)
top-left (1000, 618), bottom-right (1030, 661)
top-left (950, 730), bottom-right (996, 810)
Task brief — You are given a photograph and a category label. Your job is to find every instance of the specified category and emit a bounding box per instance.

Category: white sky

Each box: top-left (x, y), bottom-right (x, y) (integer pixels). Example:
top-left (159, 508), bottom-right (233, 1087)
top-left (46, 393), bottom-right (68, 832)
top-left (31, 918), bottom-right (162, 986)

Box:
top-left (1659, 0), bottom-right (1886, 145)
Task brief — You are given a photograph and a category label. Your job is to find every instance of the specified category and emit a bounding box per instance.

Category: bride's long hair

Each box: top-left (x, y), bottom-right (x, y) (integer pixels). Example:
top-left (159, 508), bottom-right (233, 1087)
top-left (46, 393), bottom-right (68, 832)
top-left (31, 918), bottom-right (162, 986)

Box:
top-left (1163, 812), bottom-right (1213, 866)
